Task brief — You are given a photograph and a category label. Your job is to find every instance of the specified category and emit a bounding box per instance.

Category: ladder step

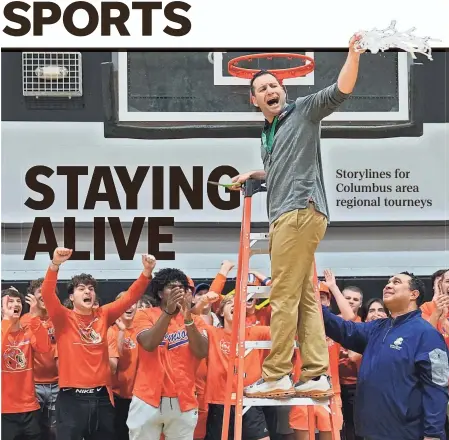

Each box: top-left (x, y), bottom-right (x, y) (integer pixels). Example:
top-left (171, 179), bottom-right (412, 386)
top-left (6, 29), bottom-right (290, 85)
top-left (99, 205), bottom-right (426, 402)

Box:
top-left (250, 233), bottom-right (269, 241)
top-left (245, 341), bottom-right (299, 349)
top-left (243, 397), bottom-right (330, 407)
top-left (247, 286), bottom-right (270, 298)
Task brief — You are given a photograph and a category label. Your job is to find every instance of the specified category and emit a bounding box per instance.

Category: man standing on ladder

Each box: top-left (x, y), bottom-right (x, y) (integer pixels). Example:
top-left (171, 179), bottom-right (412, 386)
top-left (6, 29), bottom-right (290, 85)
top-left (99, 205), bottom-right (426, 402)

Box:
top-left (232, 36), bottom-right (364, 399)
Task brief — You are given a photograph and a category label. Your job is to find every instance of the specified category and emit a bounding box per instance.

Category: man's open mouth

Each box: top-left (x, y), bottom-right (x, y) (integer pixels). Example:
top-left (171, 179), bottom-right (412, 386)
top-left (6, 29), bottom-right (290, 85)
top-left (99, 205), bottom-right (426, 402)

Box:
top-left (13, 306), bottom-right (20, 314)
top-left (83, 298), bottom-right (92, 304)
top-left (125, 310), bottom-right (133, 316)
top-left (267, 97), bottom-right (279, 107)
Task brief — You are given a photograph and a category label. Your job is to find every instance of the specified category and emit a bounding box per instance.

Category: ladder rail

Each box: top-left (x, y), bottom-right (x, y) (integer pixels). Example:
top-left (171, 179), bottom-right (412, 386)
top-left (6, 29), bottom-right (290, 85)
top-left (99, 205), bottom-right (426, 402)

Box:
top-left (220, 198), bottom-right (247, 440)
top-left (234, 196), bottom-right (253, 439)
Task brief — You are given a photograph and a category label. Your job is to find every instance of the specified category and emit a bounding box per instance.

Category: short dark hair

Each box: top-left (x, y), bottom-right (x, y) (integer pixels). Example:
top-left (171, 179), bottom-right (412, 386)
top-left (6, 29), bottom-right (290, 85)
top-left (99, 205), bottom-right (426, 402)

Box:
top-left (147, 268), bottom-right (189, 307)
top-left (249, 69), bottom-right (281, 96)
top-left (137, 294), bottom-right (157, 308)
top-left (360, 298), bottom-right (389, 322)
top-left (431, 269), bottom-right (449, 289)
top-left (27, 278), bottom-right (59, 296)
top-left (67, 274), bottom-right (97, 296)
top-left (400, 271), bottom-right (426, 306)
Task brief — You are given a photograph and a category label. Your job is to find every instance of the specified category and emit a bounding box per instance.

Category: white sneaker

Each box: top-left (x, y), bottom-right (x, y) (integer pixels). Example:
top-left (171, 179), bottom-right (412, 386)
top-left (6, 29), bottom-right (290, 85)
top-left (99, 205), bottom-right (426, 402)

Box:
top-left (244, 375), bottom-right (295, 399)
top-left (294, 375), bottom-right (333, 398)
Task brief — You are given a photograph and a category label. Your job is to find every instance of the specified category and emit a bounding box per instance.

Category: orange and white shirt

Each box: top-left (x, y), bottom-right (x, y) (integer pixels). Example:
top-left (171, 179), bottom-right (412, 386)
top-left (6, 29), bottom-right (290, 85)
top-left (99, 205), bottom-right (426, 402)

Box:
top-left (205, 326), bottom-right (270, 405)
top-left (20, 313), bottom-right (58, 384)
top-left (41, 269), bottom-right (150, 389)
top-left (133, 308), bottom-right (208, 412)
top-left (108, 324), bottom-right (139, 399)
top-left (421, 301), bottom-right (449, 348)
top-left (1, 317), bottom-right (51, 413)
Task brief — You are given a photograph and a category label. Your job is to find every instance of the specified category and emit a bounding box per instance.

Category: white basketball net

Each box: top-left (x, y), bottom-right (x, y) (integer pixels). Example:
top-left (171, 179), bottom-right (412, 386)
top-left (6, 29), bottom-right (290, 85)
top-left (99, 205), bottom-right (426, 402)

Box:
top-left (355, 21), bottom-right (440, 60)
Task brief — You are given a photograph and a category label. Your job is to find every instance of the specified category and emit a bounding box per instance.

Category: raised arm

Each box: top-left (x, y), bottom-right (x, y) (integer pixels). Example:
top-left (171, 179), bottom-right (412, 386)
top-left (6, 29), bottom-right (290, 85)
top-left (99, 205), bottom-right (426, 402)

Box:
top-left (41, 248), bottom-right (74, 326)
top-left (322, 305), bottom-right (373, 354)
top-left (298, 35), bottom-right (361, 122)
top-left (323, 269), bottom-right (355, 321)
top-left (416, 329), bottom-right (449, 440)
top-left (337, 35), bottom-right (363, 94)
top-left (250, 270), bottom-right (272, 287)
top-left (103, 255), bottom-right (154, 325)
top-left (211, 260), bottom-right (235, 294)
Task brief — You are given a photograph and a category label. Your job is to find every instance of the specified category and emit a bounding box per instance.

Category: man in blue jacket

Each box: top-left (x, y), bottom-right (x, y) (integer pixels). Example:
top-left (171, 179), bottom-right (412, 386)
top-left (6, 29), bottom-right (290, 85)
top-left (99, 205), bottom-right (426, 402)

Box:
top-left (322, 271), bottom-right (449, 440)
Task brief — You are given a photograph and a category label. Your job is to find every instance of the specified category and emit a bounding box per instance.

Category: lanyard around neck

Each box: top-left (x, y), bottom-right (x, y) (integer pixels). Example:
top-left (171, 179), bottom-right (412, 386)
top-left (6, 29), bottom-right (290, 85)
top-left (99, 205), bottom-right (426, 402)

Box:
top-left (261, 116), bottom-right (278, 154)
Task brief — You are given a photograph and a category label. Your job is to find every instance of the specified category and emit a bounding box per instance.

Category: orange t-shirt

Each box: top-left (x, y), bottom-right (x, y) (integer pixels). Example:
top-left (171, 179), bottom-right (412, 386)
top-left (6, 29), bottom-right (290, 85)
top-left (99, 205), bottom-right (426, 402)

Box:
top-left (246, 305), bottom-right (271, 327)
top-left (1, 317), bottom-right (51, 413)
top-left (195, 359), bottom-right (208, 397)
top-left (41, 268), bottom-right (150, 389)
top-left (205, 326), bottom-right (270, 405)
top-left (108, 325), bottom-right (139, 399)
top-left (133, 308), bottom-right (207, 412)
top-left (20, 313), bottom-right (58, 384)
top-left (338, 315), bottom-right (361, 386)
top-left (421, 301), bottom-right (449, 347)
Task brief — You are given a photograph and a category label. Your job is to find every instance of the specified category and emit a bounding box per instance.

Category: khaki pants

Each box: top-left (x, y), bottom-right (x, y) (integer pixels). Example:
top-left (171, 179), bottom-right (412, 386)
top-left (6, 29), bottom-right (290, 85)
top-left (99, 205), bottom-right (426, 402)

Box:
top-left (262, 204), bottom-right (329, 382)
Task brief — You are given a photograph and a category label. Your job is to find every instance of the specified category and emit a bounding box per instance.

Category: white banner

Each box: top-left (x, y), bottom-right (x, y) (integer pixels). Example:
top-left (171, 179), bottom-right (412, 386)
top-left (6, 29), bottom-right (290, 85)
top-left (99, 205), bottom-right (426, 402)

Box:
top-left (1, 0), bottom-right (448, 48)
top-left (1, 121), bottom-right (448, 224)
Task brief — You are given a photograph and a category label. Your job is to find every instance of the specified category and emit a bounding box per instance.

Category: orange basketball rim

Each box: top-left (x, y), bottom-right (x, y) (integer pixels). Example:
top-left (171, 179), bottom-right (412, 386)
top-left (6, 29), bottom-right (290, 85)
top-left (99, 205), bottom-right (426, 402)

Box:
top-left (228, 53), bottom-right (315, 80)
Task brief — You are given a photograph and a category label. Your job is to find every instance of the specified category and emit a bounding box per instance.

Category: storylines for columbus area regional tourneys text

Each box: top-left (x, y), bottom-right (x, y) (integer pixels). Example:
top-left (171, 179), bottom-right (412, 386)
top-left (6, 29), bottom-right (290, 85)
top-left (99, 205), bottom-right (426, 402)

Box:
top-left (334, 168), bottom-right (433, 210)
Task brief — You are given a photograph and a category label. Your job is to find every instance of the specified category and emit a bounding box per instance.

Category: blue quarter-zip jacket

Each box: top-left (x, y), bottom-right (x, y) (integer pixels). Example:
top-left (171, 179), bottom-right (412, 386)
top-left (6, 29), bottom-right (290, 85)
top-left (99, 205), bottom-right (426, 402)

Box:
top-left (322, 307), bottom-right (449, 440)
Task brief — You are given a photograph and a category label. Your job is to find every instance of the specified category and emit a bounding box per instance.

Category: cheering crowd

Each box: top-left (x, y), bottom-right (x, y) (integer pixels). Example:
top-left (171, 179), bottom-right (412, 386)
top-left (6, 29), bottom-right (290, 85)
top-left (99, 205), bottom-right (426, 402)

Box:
top-left (2, 247), bottom-right (449, 440)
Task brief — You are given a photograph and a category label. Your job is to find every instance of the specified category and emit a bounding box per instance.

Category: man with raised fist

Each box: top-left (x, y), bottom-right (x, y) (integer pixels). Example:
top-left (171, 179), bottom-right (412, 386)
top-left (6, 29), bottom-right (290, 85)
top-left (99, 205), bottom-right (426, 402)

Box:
top-left (40, 247), bottom-right (155, 440)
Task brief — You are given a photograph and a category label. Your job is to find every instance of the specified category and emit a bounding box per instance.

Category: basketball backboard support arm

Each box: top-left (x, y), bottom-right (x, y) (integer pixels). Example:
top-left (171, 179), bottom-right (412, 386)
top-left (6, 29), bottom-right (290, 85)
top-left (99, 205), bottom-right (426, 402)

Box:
top-left (101, 52), bottom-right (423, 140)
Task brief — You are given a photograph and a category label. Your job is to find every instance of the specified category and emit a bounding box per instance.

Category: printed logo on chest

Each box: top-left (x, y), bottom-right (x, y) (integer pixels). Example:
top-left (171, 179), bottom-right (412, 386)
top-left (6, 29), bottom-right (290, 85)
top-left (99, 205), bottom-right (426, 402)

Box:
top-left (161, 329), bottom-right (188, 350)
top-left (124, 337), bottom-right (136, 349)
top-left (77, 318), bottom-right (102, 345)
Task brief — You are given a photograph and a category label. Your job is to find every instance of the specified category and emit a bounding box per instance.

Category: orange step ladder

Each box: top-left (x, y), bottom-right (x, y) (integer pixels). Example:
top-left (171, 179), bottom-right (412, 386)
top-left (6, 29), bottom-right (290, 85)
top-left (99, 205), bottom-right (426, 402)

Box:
top-left (221, 179), bottom-right (340, 440)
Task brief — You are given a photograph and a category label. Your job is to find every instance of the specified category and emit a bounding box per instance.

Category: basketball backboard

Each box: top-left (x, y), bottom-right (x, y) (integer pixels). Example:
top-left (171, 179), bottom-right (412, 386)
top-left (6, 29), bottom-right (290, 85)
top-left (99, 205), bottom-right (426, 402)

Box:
top-left (102, 51), bottom-right (423, 140)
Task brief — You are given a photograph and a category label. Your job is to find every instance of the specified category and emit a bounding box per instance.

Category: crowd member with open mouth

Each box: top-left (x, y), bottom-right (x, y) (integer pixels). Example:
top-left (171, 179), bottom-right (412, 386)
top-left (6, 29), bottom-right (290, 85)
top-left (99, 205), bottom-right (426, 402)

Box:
top-left (2, 287), bottom-right (51, 440)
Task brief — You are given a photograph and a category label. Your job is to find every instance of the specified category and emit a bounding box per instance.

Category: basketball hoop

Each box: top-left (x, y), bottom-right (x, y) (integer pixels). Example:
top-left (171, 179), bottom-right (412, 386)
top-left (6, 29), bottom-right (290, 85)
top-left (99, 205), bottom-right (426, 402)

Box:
top-left (227, 53), bottom-right (315, 81)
